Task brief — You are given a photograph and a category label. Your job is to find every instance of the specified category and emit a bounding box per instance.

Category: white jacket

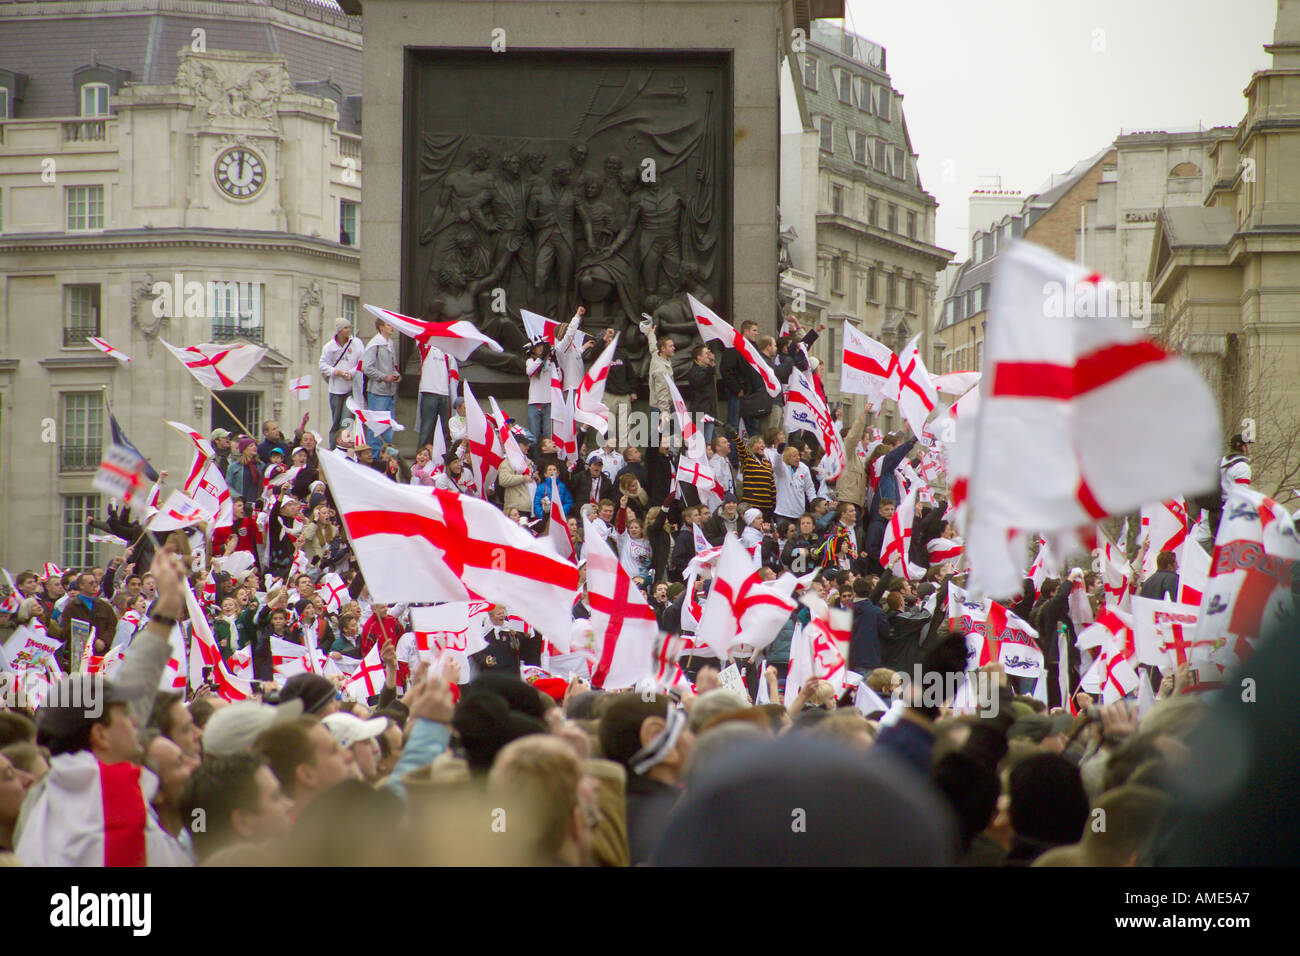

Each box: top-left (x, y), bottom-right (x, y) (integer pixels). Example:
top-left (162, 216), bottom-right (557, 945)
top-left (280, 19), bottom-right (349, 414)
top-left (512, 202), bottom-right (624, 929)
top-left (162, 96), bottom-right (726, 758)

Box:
top-left (768, 449), bottom-right (816, 520)
top-left (16, 751), bottom-right (192, 867)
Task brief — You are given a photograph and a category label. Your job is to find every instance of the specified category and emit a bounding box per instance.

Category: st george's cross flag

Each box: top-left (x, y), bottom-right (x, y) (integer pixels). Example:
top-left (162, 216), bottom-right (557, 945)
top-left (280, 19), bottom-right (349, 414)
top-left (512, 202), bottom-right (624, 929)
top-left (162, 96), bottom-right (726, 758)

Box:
top-left (880, 484), bottom-right (927, 580)
top-left (881, 334), bottom-right (939, 440)
top-left (181, 452), bottom-right (234, 528)
top-left (346, 396), bottom-right (406, 436)
top-left (165, 420), bottom-right (215, 461)
top-left (344, 643), bottom-right (387, 702)
top-left (1177, 537), bottom-right (1210, 607)
top-left (573, 334), bottom-right (619, 434)
top-left (931, 370), bottom-right (981, 397)
top-left (290, 375), bottom-right (311, 401)
top-left (462, 382), bottom-right (504, 494)
top-left (184, 582), bottom-right (253, 701)
top-left (675, 455), bottom-right (727, 513)
top-left (318, 449), bottom-right (577, 642)
top-left (161, 339), bottom-right (267, 390)
top-left (87, 336), bottom-right (131, 365)
top-left (690, 294), bottom-right (780, 397)
top-left (520, 309), bottom-right (561, 346)
top-left (582, 516), bottom-right (659, 690)
top-left (92, 444), bottom-right (151, 515)
top-left (696, 535), bottom-right (798, 662)
top-left (664, 376), bottom-right (705, 459)
top-left (318, 572), bottom-right (351, 614)
top-left (1137, 498), bottom-right (1189, 581)
top-left (146, 490), bottom-right (209, 532)
top-left (547, 479), bottom-right (575, 561)
top-left (1076, 606), bottom-right (1139, 703)
top-left (1195, 485), bottom-right (1300, 668)
top-left (964, 241), bottom-right (1222, 599)
top-left (840, 322), bottom-right (895, 405)
top-left (784, 367), bottom-right (846, 480)
top-left (363, 304), bottom-right (503, 362)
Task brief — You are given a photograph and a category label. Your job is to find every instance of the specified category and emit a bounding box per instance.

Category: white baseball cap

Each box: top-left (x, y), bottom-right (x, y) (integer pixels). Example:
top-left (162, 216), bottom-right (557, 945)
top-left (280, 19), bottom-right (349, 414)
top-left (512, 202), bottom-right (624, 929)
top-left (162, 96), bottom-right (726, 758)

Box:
top-left (322, 712), bottom-right (388, 749)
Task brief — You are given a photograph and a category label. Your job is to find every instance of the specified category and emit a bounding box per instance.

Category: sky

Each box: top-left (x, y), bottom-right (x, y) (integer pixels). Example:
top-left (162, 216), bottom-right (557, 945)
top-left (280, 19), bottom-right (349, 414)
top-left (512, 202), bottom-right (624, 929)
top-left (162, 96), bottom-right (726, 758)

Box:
top-left (842, 0), bottom-right (1278, 257)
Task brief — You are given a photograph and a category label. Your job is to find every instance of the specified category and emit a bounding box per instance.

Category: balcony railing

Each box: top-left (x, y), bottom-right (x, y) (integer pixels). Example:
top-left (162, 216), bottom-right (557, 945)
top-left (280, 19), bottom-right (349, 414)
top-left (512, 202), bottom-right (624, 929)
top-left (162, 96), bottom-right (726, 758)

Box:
top-left (338, 134), bottom-right (361, 161)
top-left (61, 444), bottom-right (101, 472)
top-left (63, 120), bottom-right (107, 143)
top-left (63, 324), bottom-right (100, 347)
top-left (212, 323), bottom-right (265, 343)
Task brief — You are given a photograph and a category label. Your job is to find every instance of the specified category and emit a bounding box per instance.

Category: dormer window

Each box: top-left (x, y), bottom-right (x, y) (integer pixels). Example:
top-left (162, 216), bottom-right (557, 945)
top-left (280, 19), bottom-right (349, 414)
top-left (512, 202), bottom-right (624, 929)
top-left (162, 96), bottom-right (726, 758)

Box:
top-left (81, 83), bottom-right (110, 117)
top-left (73, 64), bottom-right (130, 118)
top-left (0, 86), bottom-right (8, 119)
top-left (0, 69), bottom-right (29, 120)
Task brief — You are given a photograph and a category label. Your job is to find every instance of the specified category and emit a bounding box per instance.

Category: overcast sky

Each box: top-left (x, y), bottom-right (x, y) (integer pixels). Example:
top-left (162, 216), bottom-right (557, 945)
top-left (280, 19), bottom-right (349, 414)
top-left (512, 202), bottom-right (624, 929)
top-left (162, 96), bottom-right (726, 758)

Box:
top-left (841, 0), bottom-right (1277, 257)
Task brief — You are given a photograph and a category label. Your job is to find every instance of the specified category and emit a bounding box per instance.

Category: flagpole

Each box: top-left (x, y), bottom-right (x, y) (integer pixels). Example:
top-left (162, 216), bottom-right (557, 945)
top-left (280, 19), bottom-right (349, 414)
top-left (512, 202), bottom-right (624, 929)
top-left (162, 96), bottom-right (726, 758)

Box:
top-left (204, 386), bottom-right (254, 437)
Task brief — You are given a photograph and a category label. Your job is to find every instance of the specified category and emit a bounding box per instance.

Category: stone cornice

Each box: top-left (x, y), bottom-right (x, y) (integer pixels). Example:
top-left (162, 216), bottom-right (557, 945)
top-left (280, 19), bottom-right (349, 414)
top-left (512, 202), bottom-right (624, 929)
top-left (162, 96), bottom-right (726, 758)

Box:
top-left (0, 229), bottom-right (362, 264)
top-left (0, 0), bottom-right (362, 39)
top-left (38, 355), bottom-right (119, 370)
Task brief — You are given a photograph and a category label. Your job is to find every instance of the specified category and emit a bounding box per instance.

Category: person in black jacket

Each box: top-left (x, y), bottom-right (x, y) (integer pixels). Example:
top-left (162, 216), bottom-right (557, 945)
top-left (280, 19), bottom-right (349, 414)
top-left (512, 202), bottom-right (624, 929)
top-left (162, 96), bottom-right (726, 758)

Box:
top-left (718, 320), bottom-right (759, 429)
top-left (1034, 580), bottom-right (1079, 709)
top-left (849, 577), bottom-right (891, 675)
top-left (864, 498), bottom-right (895, 576)
top-left (568, 452), bottom-right (617, 510)
top-left (1139, 550), bottom-right (1180, 601)
top-left (680, 344), bottom-right (719, 444)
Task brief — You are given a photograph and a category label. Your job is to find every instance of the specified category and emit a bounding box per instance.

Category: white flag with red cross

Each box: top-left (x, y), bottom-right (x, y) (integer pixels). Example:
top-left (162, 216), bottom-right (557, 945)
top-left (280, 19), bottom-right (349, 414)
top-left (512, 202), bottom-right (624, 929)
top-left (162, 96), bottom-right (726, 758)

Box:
top-left (290, 375), bottom-right (312, 401)
top-left (551, 387), bottom-right (578, 467)
top-left (784, 368), bottom-right (846, 480)
top-left (664, 375), bottom-right (705, 459)
top-left (344, 642), bottom-right (387, 702)
top-left (696, 535), bottom-right (797, 662)
top-left (690, 294), bottom-right (780, 397)
top-left (1137, 498), bottom-right (1189, 581)
top-left (1077, 606), bottom-right (1139, 703)
top-left (364, 304), bottom-right (504, 362)
top-left (1195, 485), bottom-right (1300, 668)
top-left (880, 485), bottom-right (926, 581)
top-left (165, 420), bottom-right (215, 461)
top-left (547, 479), bottom-right (575, 561)
top-left (461, 382), bottom-right (503, 495)
top-left (0, 569), bottom-right (22, 614)
top-left (840, 323), bottom-right (895, 406)
top-left (318, 572), bottom-right (350, 614)
top-left (964, 241), bottom-right (1221, 599)
top-left (184, 583), bottom-right (253, 701)
top-left (162, 339), bottom-right (267, 390)
top-left (410, 603), bottom-right (489, 677)
top-left (582, 516), bottom-right (659, 690)
top-left (346, 397), bottom-right (405, 436)
top-left (573, 334), bottom-right (619, 434)
top-left (1094, 527), bottom-right (1133, 611)
top-left (787, 591), bottom-right (851, 695)
top-left (1177, 539), bottom-right (1210, 607)
top-left (521, 309), bottom-right (560, 346)
top-left (675, 455), bottom-right (726, 512)
top-left (87, 336), bottom-right (131, 365)
top-left (146, 490), bottom-right (209, 532)
top-left (318, 449), bottom-right (578, 643)
top-left (932, 370), bottom-right (981, 397)
top-left (1132, 597), bottom-right (1211, 672)
top-left (93, 444), bottom-right (150, 515)
top-left (881, 334), bottom-right (939, 441)
top-left (181, 453), bottom-right (234, 528)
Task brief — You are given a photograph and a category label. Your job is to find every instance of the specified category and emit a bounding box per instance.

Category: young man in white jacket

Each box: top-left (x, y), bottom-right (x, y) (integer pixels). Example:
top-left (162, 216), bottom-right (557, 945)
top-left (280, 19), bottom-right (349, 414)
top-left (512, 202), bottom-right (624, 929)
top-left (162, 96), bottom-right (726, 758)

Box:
top-left (769, 444), bottom-right (817, 523)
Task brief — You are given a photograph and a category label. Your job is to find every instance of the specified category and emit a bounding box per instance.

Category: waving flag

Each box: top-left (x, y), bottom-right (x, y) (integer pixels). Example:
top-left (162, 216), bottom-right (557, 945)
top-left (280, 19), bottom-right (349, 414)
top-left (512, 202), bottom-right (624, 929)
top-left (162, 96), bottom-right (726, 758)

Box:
top-left (92, 444), bottom-right (150, 514)
top-left (573, 334), bottom-right (619, 434)
top-left (1137, 498), bottom-right (1189, 581)
top-left (787, 591), bottom-right (851, 695)
top-left (1, 569), bottom-right (23, 615)
top-left (344, 643), bottom-right (387, 702)
top-left (675, 456), bottom-right (726, 512)
top-left (346, 396), bottom-right (406, 437)
top-left (1132, 596), bottom-right (1208, 671)
top-left (881, 334), bottom-right (938, 439)
top-left (290, 375), bottom-right (312, 401)
top-left (161, 339), bottom-right (266, 390)
top-left (184, 583), bottom-right (252, 701)
top-left (880, 485), bottom-right (926, 580)
top-left (932, 370), bottom-right (981, 397)
top-left (521, 309), bottom-right (560, 346)
top-left (319, 449), bottom-right (577, 642)
top-left (462, 382), bottom-right (503, 495)
top-left (965, 241), bottom-right (1221, 599)
top-left (1077, 607), bottom-right (1138, 703)
top-left (1195, 486), bottom-right (1300, 668)
top-left (547, 479), bottom-right (575, 561)
top-left (165, 420), bottom-right (215, 461)
top-left (181, 453), bottom-right (234, 528)
top-left (690, 294), bottom-right (779, 397)
top-left (87, 337), bottom-right (130, 365)
top-left (840, 323), bottom-right (895, 405)
top-left (146, 490), bottom-right (209, 532)
top-left (927, 536), bottom-right (964, 565)
top-left (106, 405), bottom-right (160, 483)
top-left (664, 376), bottom-right (705, 459)
top-left (1177, 539), bottom-right (1210, 607)
top-left (364, 304), bottom-right (503, 362)
top-left (318, 573), bottom-right (350, 614)
top-left (696, 535), bottom-right (797, 662)
top-left (583, 516), bottom-right (659, 689)
top-left (784, 368), bottom-right (846, 480)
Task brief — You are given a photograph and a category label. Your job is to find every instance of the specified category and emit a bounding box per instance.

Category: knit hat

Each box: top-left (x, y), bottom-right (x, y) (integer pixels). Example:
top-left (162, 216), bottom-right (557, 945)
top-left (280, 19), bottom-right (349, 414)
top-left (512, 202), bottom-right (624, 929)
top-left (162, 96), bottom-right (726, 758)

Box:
top-left (744, 508), bottom-right (763, 526)
top-left (237, 437), bottom-right (256, 455)
top-left (335, 317), bottom-right (350, 333)
top-left (279, 673), bottom-right (338, 715)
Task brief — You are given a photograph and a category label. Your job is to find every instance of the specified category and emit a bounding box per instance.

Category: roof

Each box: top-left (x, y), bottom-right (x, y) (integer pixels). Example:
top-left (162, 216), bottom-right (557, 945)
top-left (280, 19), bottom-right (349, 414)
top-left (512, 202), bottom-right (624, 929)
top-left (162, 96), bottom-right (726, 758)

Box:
top-left (1160, 205), bottom-right (1236, 248)
top-left (0, 0), bottom-right (360, 119)
top-left (1027, 147), bottom-right (1110, 208)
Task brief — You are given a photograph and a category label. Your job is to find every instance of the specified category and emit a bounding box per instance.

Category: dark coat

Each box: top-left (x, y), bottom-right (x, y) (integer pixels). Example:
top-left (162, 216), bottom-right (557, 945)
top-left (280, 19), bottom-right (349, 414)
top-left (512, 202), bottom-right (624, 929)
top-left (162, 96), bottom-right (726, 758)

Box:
top-left (1140, 570), bottom-right (1180, 601)
top-left (680, 361), bottom-right (718, 417)
top-left (59, 595), bottom-right (118, 663)
top-left (469, 627), bottom-right (521, 677)
top-left (850, 597), bottom-right (890, 673)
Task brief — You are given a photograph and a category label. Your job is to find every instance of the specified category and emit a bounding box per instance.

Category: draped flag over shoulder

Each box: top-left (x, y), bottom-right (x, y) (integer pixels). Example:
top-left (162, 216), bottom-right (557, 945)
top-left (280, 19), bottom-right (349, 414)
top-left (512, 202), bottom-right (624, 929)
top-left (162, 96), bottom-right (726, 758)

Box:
top-left (839, 323), bottom-right (894, 406)
top-left (573, 334), bottom-right (619, 434)
top-left (690, 294), bottom-right (780, 397)
top-left (696, 535), bottom-right (797, 662)
top-left (881, 334), bottom-right (938, 440)
top-left (364, 304), bottom-right (503, 362)
top-left (583, 516), bottom-right (659, 690)
top-left (318, 449), bottom-right (577, 642)
top-left (965, 241), bottom-right (1222, 599)
top-left (1195, 485), bottom-right (1300, 668)
top-left (161, 339), bottom-right (266, 390)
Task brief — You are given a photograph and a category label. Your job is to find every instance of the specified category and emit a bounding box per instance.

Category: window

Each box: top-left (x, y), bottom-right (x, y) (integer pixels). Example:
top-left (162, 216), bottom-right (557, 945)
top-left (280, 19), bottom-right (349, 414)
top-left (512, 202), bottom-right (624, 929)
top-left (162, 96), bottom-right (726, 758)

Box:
top-left (80, 83), bottom-right (110, 117)
top-left (66, 185), bottom-right (104, 231)
top-left (973, 233), bottom-right (984, 264)
top-left (213, 392), bottom-right (262, 435)
top-left (874, 139), bottom-right (888, 172)
top-left (342, 294), bottom-right (358, 327)
top-left (63, 284), bottom-right (101, 346)
top-left (211, 282), bottom-right (265, 342)
top-left (817, 116), bottom-right (833, 153)
top-left (340, 200), bottom-right (358, 246)
top-left (830, 256), bottom-right (844, 295)
top-left (887, 203), bottom-right (898, 233)
top-left (892, 147), bottom-right (907, 180)
top-left (857, 77), bottom-right (873, 114)
top-left (975, 340), bottom-right (983, 368)
top-left (851, 130), bottom-right (869, 166)
top-left (945, 300), bottom-right (956, 325)
top-left (867, 197), bottom-right (879, 225)
top-left (62, 495), bottom-right (101, 569)
top-left (907, 211), bottom-right (917, 239)
top-left (972, 286), bottom-right (984, 314)
top-left (0, 87), bottom-right (8, 120)
top-left (886, 273), bottom-right (897, 307)
top-left (61, 392), bottom-right (103, 472)
top-left (825, 326), bottom-right (838, 373)
top-left (803, 56), bottom-right (818, 90)
top-left (836, 69), bottom-right (853, 104)
top-left (831, 184), bottom-right (844, 216)
top-left (905, 278), bottom-right (915, 311)
top-left (865, 266), bottom-right (877, 302)
top-left (876, 85), bottom-right (891, 121)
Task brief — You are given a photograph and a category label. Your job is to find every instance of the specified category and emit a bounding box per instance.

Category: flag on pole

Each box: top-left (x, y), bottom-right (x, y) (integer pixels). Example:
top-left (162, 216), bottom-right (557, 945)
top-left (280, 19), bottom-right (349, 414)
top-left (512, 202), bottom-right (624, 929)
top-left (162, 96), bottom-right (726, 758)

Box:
top-left (92, 444), bottom-right (150, 514)
top-left (107, 405), bottom-right (160, 482)
top-left (318, 449), bottom-right (578, 642)
top-left (363, 304), bottom-right (503, 362)
top-left (880, 485), bottom-right (926, 580)
top-left (839, 323), bottom-right (895, 405)
top-left (462, 382), bottom-right (504, 495)
top-left (181, 453), bottom-right (234, 528)
top-left (583, 516), bottom-right (659, 690)
top-left (784, 367), bottom-right (846, 480)
top-left (184, 583), bottom-right (252, 701)
top-left (346, 397), bottom-right (406, 436)
top-left (547, 479), bottom-right (575, 561)
top-left (87, 337), bottom-right (131, 365)
top-left (290, 375), bottom-right (312, 401)
top-left (573, 334), bottom-right (619, 434)
top-left (964, 241), bottom-right (1221, 599)
top-left (696, 535), bottom-right (798, 662)
top-left (881, 334), bottom-right (938, 439)
top-left (1136, 498), bottom-right (1189, 581)
top-left (690, 294), bottom-right (780, 397)
top-left (161, 339), bottom-right (267, 390)
top-left (165, 421), bottom-right (215, 461)
top-left (520, 309), bottom-right (560, 346)
top-left (664, 376), bottom-right (705, 459)
top-left (146, 491), bottom-right (209, 532)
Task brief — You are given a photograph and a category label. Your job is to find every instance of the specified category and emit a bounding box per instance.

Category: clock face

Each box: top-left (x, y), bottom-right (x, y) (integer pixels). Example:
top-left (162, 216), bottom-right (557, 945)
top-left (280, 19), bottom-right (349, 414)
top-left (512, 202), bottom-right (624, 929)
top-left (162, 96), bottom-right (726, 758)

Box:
top-left (214, 147), bottom-right (266, 199)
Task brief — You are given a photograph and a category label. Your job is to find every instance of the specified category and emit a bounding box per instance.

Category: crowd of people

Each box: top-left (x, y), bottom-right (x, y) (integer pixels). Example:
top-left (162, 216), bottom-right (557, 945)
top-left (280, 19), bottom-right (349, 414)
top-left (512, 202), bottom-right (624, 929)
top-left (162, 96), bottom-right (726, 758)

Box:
top-left (0, 311), bottom-right (1290, 868)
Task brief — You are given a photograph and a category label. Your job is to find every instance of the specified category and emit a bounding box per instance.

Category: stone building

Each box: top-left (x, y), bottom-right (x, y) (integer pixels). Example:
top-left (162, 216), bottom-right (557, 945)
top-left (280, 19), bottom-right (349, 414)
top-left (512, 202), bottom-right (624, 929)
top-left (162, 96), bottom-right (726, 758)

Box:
top-left (1149, 0), bottom-right (1300, 498)
top-left (0, 0), bottom-right (362, 569)
top-left (780, 18), bottom-right (952, 424)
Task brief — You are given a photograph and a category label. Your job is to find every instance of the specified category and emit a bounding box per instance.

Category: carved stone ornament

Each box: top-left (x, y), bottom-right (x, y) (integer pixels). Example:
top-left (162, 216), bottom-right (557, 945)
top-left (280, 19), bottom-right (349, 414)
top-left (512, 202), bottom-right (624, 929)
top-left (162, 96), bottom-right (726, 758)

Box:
top-left (299, 280), bottom-right (325, 345)
top-left (175, 52), bottom-right (293, 127)
top-left (131, 273), bottom-right (166, 356)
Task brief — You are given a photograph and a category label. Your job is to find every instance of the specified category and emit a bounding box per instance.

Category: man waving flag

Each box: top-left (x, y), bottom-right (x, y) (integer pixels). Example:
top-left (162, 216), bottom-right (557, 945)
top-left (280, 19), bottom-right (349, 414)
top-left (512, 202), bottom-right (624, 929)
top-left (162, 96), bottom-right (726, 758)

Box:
top-left (690, 294), bottom-right (780, 397)
top-left (363, 304), bottom-right (503, 362)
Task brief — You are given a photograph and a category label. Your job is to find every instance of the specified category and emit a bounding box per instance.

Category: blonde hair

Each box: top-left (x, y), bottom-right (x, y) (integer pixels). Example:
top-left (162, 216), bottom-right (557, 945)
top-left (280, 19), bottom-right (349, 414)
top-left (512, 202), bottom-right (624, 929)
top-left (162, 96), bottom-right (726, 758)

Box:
top-left (487, 734), bottom-right (583, 863)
